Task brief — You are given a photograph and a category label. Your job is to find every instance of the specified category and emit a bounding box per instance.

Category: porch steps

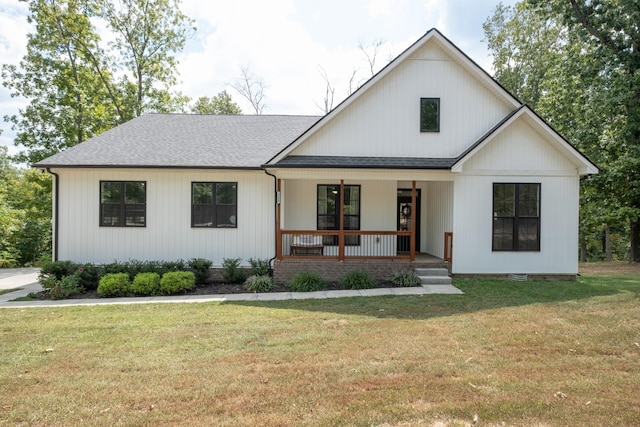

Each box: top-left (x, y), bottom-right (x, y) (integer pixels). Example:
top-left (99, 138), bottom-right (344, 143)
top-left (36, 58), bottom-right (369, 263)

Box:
top-left (415, 268), bottom-right (452, 286)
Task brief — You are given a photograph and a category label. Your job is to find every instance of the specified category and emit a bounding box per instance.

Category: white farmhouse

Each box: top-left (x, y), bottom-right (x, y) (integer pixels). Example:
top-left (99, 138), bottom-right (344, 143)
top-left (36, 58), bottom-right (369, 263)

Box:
top-left (35, 29), bottom-right (598, 282)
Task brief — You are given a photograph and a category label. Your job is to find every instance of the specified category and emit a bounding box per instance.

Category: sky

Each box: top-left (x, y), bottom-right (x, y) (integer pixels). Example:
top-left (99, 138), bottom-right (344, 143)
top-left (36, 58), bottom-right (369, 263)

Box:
top-left (0, 0), bottom-right (517, 157)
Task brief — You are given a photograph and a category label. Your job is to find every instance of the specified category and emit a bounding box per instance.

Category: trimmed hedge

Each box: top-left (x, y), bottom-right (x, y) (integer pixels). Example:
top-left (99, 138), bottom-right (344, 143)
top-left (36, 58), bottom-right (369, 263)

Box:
top-left (98, 273), bottom-right (131, 298)
top-left (131, 272), bottom-right (161, 296)
top-left (160, 271), bottom-right (195, 295)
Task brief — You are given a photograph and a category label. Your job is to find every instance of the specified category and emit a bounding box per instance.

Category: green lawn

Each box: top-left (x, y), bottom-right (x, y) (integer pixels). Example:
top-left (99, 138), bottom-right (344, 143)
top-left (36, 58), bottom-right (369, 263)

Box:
top-left (1, 275), bottom-right (639, 426)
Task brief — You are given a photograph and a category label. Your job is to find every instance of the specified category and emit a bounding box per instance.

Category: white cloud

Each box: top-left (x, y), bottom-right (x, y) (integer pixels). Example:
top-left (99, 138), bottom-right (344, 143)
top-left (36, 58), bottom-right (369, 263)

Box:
top-left (0, 0), bottom-right (518, 153)
top-left (366, 0), bottom-right (393, 18)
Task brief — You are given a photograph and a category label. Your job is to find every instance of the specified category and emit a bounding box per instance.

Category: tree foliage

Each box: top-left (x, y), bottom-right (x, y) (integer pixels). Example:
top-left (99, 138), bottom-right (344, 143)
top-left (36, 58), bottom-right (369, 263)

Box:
top-left (484, 0), bottom-right (640, 261)
top-left (1, 0), bottom-right (195, 165)
top-left (190, 91), bottom-right (242, 115)
top-left (0, 147), bottom-right (52, 267)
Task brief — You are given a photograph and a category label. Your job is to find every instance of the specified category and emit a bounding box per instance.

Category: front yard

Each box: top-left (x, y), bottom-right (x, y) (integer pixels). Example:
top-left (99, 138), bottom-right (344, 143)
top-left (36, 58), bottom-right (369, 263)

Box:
top-left (1, 271), bottom-right (639, 426)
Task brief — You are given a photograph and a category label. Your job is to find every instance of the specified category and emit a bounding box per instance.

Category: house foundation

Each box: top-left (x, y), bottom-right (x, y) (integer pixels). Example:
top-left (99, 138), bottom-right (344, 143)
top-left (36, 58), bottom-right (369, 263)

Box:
top-left (273, 258), bottom-right (448, 285)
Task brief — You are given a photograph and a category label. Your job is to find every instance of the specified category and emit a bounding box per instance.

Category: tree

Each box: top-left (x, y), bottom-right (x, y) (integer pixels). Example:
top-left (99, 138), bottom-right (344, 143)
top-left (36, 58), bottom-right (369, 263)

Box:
top-left (231, 66), bottom-right (267, 115)
top-left (530, 0), bottom-right (640, 261)
top-left (190, 91), bottom-right (242, 115)
top-left (0, 146), bottom-right (52, 266)
top-left (483, 1), bottom-right (633, 261)
top-left (315, 66), bottom-right (335, 114)
top-left (2, 0), bottom-right (195, 165)
top-left (2, 0), bottom-right (115, 164)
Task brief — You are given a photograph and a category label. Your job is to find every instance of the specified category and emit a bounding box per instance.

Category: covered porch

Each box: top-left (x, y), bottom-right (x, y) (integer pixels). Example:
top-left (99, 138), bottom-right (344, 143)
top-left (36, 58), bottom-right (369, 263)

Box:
top-left (272, 175), bottom-right (454, 264)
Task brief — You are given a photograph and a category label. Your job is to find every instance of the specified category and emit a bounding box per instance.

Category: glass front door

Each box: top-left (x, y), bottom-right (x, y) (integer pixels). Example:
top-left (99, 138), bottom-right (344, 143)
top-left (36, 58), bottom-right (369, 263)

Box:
top-left (397, 189), bottom-right (420, 252)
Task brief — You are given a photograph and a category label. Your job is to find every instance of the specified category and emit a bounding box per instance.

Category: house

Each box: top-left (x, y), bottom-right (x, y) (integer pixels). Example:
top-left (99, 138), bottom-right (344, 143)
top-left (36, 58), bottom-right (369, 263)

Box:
top-left (35, 29), bottom-right (598, 283)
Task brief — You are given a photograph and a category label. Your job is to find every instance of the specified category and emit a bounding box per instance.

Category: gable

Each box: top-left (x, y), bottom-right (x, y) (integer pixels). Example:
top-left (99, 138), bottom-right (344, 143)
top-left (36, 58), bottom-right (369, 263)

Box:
top-left (453, 112), bottom-right (597, 176)
top-left (270, 29), bottom-right (520, 164)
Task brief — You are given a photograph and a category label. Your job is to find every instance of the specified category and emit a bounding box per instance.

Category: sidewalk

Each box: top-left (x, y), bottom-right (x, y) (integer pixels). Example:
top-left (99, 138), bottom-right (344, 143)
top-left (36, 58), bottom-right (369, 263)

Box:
top-left (0, 269), bottom-right (463, 308)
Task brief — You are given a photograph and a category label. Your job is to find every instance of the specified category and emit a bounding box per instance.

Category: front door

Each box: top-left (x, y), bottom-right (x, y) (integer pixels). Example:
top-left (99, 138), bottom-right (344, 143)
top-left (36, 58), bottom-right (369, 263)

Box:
top-left (397, 189), bottom-right (421, 253)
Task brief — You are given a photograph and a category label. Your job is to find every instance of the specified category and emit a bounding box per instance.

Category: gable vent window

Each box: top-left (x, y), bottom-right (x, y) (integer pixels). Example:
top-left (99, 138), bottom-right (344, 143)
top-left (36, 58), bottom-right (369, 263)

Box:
top-left (420, 98), bottom-right (440, 132)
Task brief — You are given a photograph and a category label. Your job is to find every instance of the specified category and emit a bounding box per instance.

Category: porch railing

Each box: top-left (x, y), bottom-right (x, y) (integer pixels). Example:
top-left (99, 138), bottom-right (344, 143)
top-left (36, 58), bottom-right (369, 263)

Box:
top-left (279, 230), bottom-right (413, 260)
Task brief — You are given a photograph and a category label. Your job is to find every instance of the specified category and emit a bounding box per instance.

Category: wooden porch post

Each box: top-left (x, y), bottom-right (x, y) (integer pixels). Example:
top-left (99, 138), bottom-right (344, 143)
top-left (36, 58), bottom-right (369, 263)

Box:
top-left (276, 179), bottom-right (282, 260)
top-left (410, 181), bottom-right (416, 261)
top-left (339, 180), bottom-right (345, 261)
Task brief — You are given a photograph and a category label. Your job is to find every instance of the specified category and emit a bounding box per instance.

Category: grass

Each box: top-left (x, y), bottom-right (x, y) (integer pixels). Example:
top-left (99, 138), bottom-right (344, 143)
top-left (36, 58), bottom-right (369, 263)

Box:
top-left (0, 274), bottom-right (639, 426)
top-left (0, 287), bottom-right (21, 296)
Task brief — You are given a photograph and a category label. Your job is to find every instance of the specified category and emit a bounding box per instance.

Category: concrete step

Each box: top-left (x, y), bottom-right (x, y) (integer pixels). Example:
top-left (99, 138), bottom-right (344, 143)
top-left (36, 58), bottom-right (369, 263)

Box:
top-left (415, 268), bottom-right (449, 277)
top-left (415, 268), bottom-right (452, 285)
top-left (419, 276), bottom-right (453, 285)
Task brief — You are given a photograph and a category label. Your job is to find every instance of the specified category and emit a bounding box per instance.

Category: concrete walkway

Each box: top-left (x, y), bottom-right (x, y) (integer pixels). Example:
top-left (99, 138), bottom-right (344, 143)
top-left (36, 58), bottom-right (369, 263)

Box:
top-left (0, 268), bottom-right (463, 309)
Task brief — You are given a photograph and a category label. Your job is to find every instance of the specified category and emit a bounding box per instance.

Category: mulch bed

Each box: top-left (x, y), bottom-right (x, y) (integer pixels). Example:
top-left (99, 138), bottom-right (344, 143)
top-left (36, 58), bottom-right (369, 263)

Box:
top-left (32, 280), bottom-right (400, 300)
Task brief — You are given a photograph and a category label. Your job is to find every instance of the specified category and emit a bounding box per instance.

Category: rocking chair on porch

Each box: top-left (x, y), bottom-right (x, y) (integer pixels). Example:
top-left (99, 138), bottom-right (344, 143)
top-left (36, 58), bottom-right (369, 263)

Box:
top-left (290, 234), bottom-right (324, 256)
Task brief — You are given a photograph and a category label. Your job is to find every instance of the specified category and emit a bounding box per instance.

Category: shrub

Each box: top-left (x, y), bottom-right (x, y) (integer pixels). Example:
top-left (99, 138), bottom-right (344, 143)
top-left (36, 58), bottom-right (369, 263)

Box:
top-left (244, 275), bottom-right (274, 293)
top-left (39, 273), bottom-right (59, 290)
top-left (289, 271), bottom-right (326, 292)
top-left (222, 258), bottom-right (245, 283)
top-left (131, 272), bottom-right (161, 296)
top-left (160, 259), bottom-right (187, 274)
top-left (188, 258), bottom-right (212, 284)
top-left (160, 271), bottom-right (195, 295)
top-left (341, 270), bottom-right (375, 290)
top-left (49, 274), bottom-right (84, 300)
top-left (390, 269), bottom-right (421, 287)
top-left (77, 263), bottom-right (100, 290)
top-left (40, 260), bottom-right (76, 281)
top-left (248, 258), bottom-right (270, 276)
top-left (98, 273), bottom-right (131, 298)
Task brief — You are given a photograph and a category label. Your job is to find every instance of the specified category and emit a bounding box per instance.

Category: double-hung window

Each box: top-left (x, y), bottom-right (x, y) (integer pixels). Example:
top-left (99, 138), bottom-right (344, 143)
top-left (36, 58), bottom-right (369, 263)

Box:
top-left (100, 181), bottom-right (146, 227)
top-left (192, 182), bottom-right (237, 228)
top-left (317, 184), bottom-right (360, 245)
top-left (492, 183), bottom-right (540, 251)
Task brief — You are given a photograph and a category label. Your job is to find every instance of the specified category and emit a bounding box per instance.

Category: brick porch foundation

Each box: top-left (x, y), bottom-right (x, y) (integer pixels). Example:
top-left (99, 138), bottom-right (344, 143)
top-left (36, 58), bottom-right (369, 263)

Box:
top-left (273, 259), bottom-right (448, 285)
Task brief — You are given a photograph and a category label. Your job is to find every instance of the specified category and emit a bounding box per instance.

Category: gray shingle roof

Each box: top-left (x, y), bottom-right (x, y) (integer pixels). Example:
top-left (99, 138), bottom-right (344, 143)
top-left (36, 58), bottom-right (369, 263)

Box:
top-left (273, 155), bottom-right (458, 169)
top-left (34, 114), bottom-right (321, 169)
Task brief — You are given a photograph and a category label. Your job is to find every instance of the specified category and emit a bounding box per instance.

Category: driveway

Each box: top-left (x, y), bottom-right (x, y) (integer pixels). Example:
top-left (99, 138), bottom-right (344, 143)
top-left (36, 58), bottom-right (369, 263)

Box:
top-left (0, 268), bottom-right (40, 289)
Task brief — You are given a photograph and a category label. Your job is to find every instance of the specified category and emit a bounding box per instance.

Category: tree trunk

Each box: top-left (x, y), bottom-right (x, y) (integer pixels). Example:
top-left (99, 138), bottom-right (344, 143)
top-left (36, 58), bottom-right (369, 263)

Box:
top-left (631, 220), bottom-right (640, 262)
top-left (604, 225), bottom-right (612, 261)
top-left (579, 231), bottom-right (587, 262)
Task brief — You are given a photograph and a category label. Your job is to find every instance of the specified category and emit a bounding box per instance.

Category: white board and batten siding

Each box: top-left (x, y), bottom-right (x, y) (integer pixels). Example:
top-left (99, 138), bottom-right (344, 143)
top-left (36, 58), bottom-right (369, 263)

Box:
top-left (289, 40), bottom-right (512, 159)
top-left (53, 168), bottom-right (275, 266)
top-left (452, 116), bottom-right (583, 275)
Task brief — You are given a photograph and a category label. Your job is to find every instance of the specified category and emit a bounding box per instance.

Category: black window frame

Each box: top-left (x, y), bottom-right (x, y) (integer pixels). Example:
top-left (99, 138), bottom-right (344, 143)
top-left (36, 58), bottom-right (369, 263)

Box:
top-left (99, 181), bottom-right (146, 227)
top-left (492, 183), bottom-right (541, 252)
top-left (317, 184), bottom-right (361, 246)
top-left (191, 182), bottom-right (238, 228)
top-left (420, 97), bottom-right (440, 132)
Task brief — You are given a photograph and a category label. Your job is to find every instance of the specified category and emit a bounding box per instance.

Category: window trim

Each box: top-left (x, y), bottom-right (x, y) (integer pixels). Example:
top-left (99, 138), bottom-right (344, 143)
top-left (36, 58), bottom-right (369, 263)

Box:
top-left (492, 183), bottom-right (541, 252)
top-left (191, 182), bottom-right (238, 229)
top-left (99, 181), bottom-right (147, 227)
top-left (420, 97), bottom-right (440, 132)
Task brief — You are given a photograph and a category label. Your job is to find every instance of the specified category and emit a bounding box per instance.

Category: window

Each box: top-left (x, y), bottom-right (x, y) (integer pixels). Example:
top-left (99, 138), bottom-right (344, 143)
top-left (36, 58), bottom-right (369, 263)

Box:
top-left (420, 98), bottom-right (440, 132)
top-left (192, 182), bottom-right (237, 228)
top-left (100, 181), bottom-right (146, 227)
top-left (317, 184), bottom-right (360, 245)
top-left (492, 183), bottom-right (540, 251)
